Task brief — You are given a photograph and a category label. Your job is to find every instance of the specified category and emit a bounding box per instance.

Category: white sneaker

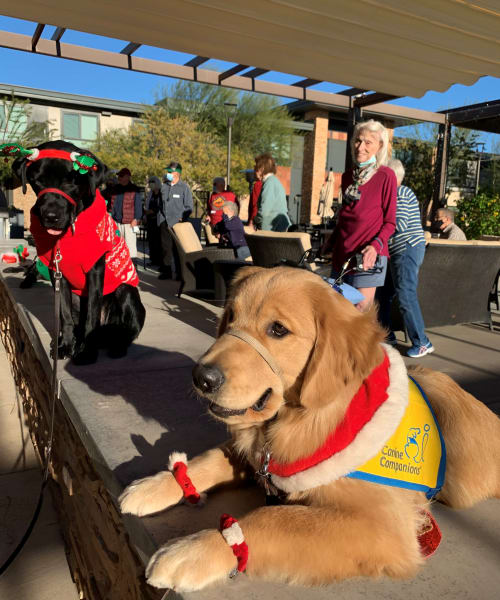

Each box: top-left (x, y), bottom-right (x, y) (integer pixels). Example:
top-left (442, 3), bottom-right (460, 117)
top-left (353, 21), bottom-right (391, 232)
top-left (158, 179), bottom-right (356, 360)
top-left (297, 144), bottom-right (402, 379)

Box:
top-left (407, 343), bottom-right (434, 358)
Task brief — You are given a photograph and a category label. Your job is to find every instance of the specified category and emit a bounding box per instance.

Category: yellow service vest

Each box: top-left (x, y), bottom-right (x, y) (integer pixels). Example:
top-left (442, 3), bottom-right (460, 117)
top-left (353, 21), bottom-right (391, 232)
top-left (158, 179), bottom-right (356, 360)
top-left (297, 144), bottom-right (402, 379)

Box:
top-left (347, 376), bottom-right (446, 499)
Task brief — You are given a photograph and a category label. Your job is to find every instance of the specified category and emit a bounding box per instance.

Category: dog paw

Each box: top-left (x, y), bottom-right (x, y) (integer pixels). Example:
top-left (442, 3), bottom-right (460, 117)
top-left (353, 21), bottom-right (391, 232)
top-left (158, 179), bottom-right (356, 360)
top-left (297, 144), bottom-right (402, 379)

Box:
top-left (146, 530), bottom-right (236, 592)
top-left (50, 337), bottom-right (74, 360)
top-left (72, 346), bottom-right (98, 365)
top-left (119, 471), bottom-right (183, 516)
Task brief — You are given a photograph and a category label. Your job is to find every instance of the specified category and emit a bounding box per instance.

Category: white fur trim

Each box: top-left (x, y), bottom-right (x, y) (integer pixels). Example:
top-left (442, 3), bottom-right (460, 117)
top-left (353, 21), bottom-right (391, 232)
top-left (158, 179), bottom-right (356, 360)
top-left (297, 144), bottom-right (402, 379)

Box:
top-left (28, 148), bottom-right (39, 160)
top-left (168, 451), bottom-right (188, 471)
top-left (270, 344), bottom-right (409, 493)
top-left (221, 522), bottom-right (244, 546)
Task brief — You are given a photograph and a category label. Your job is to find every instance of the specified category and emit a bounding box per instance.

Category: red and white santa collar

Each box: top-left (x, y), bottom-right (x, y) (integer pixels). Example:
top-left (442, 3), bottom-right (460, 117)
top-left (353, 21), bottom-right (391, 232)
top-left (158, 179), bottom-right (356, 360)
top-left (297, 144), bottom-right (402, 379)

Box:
top-left (263, 344), bottom-right (409, 494)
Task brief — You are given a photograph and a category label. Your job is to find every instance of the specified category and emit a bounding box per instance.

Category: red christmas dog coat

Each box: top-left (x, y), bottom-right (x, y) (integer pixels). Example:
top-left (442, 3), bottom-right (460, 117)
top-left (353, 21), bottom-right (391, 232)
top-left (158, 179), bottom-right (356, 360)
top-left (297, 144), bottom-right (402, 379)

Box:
top-left (31, 190), bottom-right (139, 296)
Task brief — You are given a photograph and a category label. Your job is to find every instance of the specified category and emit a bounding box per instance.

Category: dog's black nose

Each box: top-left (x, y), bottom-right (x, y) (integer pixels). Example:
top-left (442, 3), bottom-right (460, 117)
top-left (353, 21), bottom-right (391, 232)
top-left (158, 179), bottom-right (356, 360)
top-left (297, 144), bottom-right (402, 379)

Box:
top-left (192, 363), bottom-right (225, 394)
top-left (45, 211), bottom-right (58, 223)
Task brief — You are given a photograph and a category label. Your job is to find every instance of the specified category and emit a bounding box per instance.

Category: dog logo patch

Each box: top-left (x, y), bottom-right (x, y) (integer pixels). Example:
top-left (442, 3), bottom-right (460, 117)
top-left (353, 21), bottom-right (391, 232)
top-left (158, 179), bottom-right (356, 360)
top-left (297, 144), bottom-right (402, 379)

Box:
top-left (347, 377), bottom-right (446, 499)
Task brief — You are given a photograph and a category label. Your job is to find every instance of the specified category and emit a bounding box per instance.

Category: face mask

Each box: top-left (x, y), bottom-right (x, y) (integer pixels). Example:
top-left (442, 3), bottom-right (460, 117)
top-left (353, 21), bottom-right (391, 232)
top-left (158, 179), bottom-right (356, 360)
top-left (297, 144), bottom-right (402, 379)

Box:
top-left (357, 155), bottom-right (377, 168)
top-left (431, 219), bottom-right (444, 232)
top-left (166, 172), bottom-right (174, 182)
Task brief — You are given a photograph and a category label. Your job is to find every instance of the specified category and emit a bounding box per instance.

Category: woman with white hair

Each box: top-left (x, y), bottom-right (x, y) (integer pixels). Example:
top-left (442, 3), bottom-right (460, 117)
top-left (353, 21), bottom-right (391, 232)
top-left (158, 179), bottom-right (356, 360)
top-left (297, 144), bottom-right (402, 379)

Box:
top-left (381, 158), bottom-right (434, 358)
top-left (325, 119), bottom-right (397, 311)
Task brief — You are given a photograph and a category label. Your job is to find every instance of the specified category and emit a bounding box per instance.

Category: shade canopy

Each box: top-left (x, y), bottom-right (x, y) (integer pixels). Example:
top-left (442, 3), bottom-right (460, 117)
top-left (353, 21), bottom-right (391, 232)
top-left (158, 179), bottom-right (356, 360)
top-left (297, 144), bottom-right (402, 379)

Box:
top-left (1, 0), bottom-right (499, 98)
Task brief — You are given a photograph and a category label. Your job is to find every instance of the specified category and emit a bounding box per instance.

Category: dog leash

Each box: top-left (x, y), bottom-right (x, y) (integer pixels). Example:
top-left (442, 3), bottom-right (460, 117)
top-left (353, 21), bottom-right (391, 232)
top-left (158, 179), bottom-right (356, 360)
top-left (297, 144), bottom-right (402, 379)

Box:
top-left (0, 246), bottom-right (62, 576)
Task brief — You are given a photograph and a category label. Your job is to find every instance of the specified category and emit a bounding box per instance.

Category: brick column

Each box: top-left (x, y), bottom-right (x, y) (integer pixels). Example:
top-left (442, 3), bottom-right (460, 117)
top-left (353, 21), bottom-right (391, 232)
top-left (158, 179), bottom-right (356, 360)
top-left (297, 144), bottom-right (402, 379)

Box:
top-left (300, 110), bottom-right (329, 224)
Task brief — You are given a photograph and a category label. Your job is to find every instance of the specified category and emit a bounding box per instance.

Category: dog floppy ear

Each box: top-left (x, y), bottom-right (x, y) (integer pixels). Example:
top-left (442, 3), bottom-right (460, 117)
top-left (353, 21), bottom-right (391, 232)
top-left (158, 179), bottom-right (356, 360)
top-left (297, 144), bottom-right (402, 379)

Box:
top-left (300, 286), bottom-right (385, 409)
top-left (12, 155), bottom-right (31, 195)
top-left (217, 266), bottom-right (263, 337)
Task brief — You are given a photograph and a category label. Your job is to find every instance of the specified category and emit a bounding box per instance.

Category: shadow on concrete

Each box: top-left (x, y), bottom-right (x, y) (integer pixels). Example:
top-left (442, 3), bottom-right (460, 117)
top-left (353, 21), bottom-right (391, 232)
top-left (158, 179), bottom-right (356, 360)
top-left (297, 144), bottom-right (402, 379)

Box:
top-left (438, 503), bottom-right (500, 559)
top-left (63, 344), bottom-right (227, 487)
top-left (430, 330), bottom-right (500, 354)
top-left (139, 269), bottom-right (223, 338)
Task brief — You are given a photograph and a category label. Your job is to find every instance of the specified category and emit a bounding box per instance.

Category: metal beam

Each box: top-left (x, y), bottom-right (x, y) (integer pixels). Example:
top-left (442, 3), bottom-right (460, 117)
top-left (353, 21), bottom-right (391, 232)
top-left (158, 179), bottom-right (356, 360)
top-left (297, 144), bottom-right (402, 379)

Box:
top-left (366, 102), bottom-right (445, 124)
top-left (338, 87), bottom-right (367, 96)
top-left (0, 29), bottom-right (445, 121)
top-left (31, 23), bottom-right (45, 51)
top-left (51, 27), bottom-right (66, 42)
top-left (354, 92), bottom-right (399, 108)
top-left (242, 68), bottom-right (269, 79)
top-left (120, 42), bottom-right (141, 56)
top-left (445, 101), bottom-right (500, 125)
top-left (218, 64), bottom-right (249, 83)
top-left (184, 55), bottom-right (209, 68)
top-left (292, 78), bottom-right (322, 88)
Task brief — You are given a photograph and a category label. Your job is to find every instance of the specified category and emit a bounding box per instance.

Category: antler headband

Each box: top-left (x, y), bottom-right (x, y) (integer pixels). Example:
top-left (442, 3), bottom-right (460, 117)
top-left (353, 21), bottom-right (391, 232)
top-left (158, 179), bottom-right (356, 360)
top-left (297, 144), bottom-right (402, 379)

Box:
top-left (0, 142), bottom-right (98, 174)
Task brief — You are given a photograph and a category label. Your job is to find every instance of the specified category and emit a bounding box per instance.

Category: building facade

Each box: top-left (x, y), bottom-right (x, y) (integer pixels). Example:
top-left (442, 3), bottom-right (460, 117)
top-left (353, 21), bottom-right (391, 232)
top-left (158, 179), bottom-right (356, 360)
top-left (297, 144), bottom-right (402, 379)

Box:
top-left (0, 84), bottom-right (144, 228)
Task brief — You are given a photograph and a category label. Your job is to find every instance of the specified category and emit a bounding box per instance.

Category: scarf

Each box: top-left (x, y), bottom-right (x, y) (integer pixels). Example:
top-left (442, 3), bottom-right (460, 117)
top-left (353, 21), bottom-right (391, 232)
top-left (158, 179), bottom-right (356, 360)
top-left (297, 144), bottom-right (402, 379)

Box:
top-left (31, 190), bottom-right (139, 296)
top-left (343, 162), bottom-right (379, 206)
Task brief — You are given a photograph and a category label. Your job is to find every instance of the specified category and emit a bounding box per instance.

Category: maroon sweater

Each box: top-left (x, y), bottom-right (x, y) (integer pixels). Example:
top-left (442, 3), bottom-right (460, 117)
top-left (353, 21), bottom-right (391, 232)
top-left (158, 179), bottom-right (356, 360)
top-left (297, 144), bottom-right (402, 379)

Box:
top-left (331, 166), bottom-right (397, 271)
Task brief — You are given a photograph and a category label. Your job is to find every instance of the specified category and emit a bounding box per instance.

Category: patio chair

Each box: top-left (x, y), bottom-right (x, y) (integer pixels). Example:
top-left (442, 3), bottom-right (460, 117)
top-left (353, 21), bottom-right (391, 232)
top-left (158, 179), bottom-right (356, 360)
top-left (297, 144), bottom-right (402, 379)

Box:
top-left (245, 230), bottom-right (318, 270)
top-left (171, 222), bottom-right (235, 298)
top-left (202, 222), bottom-right (218, 246)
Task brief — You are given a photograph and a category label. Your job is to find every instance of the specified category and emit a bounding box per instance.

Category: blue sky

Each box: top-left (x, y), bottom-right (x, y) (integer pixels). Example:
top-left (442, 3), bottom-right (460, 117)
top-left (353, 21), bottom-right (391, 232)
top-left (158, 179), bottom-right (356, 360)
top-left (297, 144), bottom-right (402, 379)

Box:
top-left (0, 16), bottom-right (499, 150)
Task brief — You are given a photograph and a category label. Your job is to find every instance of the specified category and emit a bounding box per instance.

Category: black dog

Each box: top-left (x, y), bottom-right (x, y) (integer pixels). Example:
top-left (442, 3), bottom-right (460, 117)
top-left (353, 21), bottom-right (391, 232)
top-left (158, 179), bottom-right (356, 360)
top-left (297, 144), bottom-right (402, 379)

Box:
top-left (13, 140), bottom-right (146, 365)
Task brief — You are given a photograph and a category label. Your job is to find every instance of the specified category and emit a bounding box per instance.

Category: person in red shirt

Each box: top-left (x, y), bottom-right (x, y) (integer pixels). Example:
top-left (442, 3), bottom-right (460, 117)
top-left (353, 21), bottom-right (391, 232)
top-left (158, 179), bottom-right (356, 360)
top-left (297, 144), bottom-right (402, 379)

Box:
top-left (247, 172), bottom-right (262, 229)
top-left (206, 177), bottom-right (238, 230)
top-left (323, 119), bottom-right (397, 312)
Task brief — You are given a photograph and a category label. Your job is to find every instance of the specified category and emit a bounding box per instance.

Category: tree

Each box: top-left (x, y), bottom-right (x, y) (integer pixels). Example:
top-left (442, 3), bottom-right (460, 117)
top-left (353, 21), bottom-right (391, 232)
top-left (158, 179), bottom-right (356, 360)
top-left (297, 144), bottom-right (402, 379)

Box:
top-left (0, 93), bottom-right (52, 188)
top-left (93, 107), bottom-right (251, 203)
top-left (158, 81), bottom-right (295, 164)
top-left (393, 122), bottom-right (483, 220)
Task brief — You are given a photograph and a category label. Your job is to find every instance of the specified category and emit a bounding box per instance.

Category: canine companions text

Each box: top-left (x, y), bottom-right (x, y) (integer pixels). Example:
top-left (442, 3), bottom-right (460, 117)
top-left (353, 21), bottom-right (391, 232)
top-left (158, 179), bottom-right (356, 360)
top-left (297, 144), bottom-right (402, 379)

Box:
top-left (12, 141), bottom-right (145, 364)
top-left (120, 267), bottom-right (500, 591)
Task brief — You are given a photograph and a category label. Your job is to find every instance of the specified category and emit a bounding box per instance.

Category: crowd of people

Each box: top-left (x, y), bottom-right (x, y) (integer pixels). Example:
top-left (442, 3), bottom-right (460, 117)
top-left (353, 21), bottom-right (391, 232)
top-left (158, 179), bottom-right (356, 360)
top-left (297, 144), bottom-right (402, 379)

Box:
top-left (102, 125), bottom-right (465, 359)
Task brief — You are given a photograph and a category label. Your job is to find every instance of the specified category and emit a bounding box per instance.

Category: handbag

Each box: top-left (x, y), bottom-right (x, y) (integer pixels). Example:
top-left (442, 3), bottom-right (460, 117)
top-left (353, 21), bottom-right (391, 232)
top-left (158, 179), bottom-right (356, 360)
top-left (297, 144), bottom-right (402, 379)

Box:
top-left (354, 253), bottom-right (384, 274)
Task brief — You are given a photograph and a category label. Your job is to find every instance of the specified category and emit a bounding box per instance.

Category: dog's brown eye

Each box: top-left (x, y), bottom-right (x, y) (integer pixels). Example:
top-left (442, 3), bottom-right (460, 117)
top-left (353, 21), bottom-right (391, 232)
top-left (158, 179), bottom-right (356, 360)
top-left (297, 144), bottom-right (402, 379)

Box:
top-left (268, 321), bottom-right (289, 338)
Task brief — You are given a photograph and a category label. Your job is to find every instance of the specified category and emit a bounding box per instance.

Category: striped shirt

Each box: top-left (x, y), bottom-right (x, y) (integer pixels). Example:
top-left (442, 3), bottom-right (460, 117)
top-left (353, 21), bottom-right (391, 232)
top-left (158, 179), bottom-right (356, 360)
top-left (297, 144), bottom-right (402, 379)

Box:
top-left (388, 185), bottom-right (425, 256)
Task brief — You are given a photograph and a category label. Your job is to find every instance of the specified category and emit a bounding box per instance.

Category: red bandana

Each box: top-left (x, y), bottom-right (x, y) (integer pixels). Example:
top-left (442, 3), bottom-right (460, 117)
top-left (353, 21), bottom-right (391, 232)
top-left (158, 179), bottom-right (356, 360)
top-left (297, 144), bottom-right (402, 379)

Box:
top-left (30, 190), bottom-right (139, 296)
top-left (268, 353), bottom-right (391, 478)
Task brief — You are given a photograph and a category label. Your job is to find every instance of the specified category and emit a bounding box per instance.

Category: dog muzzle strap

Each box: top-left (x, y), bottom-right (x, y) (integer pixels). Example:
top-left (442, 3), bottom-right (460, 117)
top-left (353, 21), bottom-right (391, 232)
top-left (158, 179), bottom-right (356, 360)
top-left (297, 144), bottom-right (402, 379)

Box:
top-left (225, 329), bottom-right (283, 382)
top-left (220, 513), bottom-right (249, 576)
top-left (167, 452), bottom-right (204, 506)
top-left (37, 187), bottom-right (77, 207)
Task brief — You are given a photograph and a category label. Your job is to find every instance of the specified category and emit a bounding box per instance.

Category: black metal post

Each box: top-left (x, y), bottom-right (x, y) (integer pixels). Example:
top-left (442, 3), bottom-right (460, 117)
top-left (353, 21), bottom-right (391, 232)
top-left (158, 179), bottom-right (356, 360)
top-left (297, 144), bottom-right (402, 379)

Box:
top-left (226, 116), bottom-right (233, 187)
top-left (345, 102), bottom-right (362, 172)
top-left (432, 120), bottom-right (451, 211)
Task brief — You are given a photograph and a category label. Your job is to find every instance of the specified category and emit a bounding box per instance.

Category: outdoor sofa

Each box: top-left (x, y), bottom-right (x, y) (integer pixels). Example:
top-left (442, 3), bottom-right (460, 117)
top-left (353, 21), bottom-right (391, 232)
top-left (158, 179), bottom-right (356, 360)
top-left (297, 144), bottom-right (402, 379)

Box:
top-left (392, 238), bottom-right (500, 331)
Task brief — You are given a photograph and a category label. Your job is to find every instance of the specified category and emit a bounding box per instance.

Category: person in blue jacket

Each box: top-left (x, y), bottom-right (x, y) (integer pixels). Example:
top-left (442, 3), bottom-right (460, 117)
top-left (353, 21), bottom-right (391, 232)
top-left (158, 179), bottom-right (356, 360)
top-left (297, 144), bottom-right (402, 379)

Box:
top-left (213, 202), bottom-right (251, 259)
top-left (253, 153), bottom-right (291, 232)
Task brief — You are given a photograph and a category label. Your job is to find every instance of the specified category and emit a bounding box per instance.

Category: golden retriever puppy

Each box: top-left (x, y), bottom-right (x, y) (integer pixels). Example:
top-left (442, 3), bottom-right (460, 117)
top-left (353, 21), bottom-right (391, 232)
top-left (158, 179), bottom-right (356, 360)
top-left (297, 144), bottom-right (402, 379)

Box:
top-left (120, 267), bottom-right (500, 592)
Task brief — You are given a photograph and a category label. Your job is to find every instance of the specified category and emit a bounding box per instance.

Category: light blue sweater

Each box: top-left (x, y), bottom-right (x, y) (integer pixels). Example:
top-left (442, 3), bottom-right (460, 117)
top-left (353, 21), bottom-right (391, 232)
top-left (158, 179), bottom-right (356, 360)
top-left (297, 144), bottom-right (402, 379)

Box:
top-left (255, 175), bottom-right (291, 232)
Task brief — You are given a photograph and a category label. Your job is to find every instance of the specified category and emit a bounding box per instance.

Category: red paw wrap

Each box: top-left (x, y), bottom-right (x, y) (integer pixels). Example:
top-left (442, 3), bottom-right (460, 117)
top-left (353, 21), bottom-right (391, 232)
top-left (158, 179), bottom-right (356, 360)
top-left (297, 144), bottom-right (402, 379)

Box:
top-left (171, 461), bottom-right (201, 504)
top-left (220, 513), bottom-right (249, 573)
top-left (418, 510), bottom-right (442, 558)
